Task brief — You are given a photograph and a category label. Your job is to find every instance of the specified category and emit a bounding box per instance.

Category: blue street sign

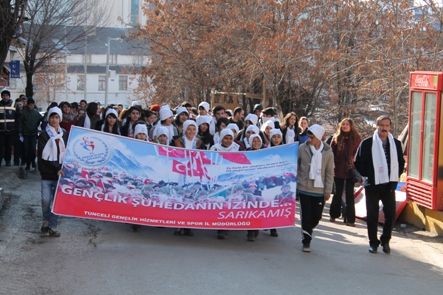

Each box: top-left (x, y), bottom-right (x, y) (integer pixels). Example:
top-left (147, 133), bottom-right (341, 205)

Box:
top-left (9, 60), bottom-right (20, 78)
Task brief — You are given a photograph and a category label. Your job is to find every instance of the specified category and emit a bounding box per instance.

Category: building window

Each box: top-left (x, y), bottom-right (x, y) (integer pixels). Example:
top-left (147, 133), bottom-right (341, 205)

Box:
top-left (119, 75), bottom-right (128, 91)
top-left (132, 55), bottom-right (143, 65)
top-left (98, 75), bottom-right (106, 91)
top-left (82, 54), bottom-right (92, 64)
top-left (131, 0), bottom-right (140, 26)
top-left (77, 74), bottom-right (85, 91)
top-left (110, 54), bottom-right (118, 65)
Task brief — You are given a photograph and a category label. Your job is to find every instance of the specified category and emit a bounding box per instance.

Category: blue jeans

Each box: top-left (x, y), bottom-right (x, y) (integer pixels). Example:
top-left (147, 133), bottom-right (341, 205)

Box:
top-left (41, 180), bottom-right (58, 228)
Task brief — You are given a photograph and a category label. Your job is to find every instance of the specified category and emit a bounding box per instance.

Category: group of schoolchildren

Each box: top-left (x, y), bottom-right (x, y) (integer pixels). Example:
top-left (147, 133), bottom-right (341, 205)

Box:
top-left (4, 93), bottom-right (399, 254)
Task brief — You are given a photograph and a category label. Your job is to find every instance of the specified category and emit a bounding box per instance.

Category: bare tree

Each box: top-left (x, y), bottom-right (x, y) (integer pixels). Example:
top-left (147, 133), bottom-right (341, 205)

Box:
top-left (0, 0), bottom-right (27, 70)
top-left (19, 0), bottom-right (109, 97)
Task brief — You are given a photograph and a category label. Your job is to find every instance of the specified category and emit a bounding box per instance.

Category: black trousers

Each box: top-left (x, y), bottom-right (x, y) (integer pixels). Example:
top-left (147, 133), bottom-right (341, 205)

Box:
top-left (300, 193), bottom-right (325, 246)
top-left (365, 183), bottom-right (396, 247)
top-left (14, 133), bottom-right (24, 165)
top-left (23, 135), bottom-right (37, 168)
top-left (330, 177), bottom-right (355, 223)
top-left (0, 133), bottom-right (14, 164)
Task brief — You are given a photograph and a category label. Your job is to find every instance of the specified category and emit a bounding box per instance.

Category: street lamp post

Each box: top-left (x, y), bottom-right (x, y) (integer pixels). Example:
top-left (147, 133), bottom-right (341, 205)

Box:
top-left (105, 37), bottom-right (121, 106)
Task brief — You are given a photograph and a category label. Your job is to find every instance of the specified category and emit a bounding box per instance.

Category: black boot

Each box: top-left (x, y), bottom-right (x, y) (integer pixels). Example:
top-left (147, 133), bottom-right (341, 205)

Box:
top-left (247, 231), bottom-right (255, 242)
top-left (270, 229), bottom-right (278, 237)
top-left (183, 228), bottom-right (194, 236)
top-left (217, 230), bottom-right (226, 239)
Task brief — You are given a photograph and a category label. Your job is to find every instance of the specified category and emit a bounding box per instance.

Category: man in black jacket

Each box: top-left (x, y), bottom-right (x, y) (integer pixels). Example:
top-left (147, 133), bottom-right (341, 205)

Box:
top-left (0, 90), bottom-right (17, 166)
top-left (355, 115), bottom-right (405, 254)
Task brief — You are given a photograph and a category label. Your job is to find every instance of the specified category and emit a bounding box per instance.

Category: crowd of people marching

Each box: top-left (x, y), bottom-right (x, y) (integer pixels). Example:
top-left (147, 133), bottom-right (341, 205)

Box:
top-left (0, 89), bottom-right (404, 253)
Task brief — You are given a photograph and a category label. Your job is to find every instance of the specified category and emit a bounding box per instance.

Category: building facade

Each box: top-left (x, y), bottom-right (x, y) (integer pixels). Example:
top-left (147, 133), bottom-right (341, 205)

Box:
top-left (4, 27), bottom-right (150, 108)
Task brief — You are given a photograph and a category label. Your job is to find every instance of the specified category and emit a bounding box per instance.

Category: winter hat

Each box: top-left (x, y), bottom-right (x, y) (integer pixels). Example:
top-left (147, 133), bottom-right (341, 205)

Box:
top-left (198, 101), bottom-right (210, 112)
top-left (47, 107), bottom-right (63, 121)
top-left (246, 125), bottom-right (260, 135)
top-left (270, 128), bottom-right (283, 138)
top-left (175, 106), bottom-right (189, 116)
top-left (226, 123), bottom-right (240, 134)
top-left (159, 106), bottom-right (173, 121)
top-left (154, 126), bottom-right (169, 140)
top-left (134, 123), bottom-right (148, 137)
top-left (196, 115), bottom-right (212, 126)
top-left (105, 108), bottom-right (118, 119)
top-left (308, 124), bottom-right (325, 140)
top-left (220, 128), bottom-right (234, 141)
top-left (150, 104), bottom-right (160, 112)
top-left (260, 120), bottom-right (275, 132)
top-left (183, 119), bottom-right (198, 132)
top-left (249, 134), bottom-right (263, 147)
top-left (244, 113), bottom-right (258, 125)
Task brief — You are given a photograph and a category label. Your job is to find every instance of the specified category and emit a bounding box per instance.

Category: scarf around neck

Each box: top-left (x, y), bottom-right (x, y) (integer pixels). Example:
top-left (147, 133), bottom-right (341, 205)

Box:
top-left (371, 131), bottom-right (399, 185)
top-left (42, 125), bottom-right (65, 164)
top-left (309, 142), bottom-right (324, 188)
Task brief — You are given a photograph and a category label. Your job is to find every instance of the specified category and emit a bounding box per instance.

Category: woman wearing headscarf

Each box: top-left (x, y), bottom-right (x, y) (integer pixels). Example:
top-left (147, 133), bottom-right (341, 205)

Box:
top-left (210, 128), bottom-right (241, 240)
top-left (152, 105), bottom-right (178, 142)
top-left (197, 115), bottom-right (215, 150)
top-left (153, 126), bottom-right (170, 145)
top-left (173, 106), bottom-right (190, 137)
top-left (99, 108), bottom-right (120, 135)
top-left (171, 120), bottom-right (205, 237)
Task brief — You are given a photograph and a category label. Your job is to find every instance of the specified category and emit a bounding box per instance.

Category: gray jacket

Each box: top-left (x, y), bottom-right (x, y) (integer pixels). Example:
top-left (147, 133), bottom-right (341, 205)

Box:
top-left (297, 142), bottom-right (335, 196)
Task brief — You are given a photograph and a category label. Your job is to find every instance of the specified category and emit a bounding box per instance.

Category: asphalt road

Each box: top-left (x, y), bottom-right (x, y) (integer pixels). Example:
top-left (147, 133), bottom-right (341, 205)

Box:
top-left (0, 166), bottom-right (442, 295)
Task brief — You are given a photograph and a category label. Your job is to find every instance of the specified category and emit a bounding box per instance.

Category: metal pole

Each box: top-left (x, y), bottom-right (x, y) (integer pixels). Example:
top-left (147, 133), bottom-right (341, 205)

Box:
top-left (105, 37), bottom-right (110, 106)
top-left (83, 34), bottom-right (87, 100)
top-left (64, 25), bottom-right (68, 100)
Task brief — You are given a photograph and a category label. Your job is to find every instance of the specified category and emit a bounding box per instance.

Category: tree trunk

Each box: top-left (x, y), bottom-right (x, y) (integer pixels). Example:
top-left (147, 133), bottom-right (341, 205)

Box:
top-left (0, 39), bottom-right (12, 72)
top-left (25, 71), bottom-right (34, 98)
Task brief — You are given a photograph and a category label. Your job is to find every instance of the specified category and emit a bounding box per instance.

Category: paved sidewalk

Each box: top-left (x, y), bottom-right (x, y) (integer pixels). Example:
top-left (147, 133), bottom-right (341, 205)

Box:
top-left (0, 166), bottom-right (442, 295)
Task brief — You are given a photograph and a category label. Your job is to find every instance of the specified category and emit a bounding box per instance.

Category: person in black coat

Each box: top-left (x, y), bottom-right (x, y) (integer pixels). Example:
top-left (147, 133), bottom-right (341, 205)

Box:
top-left (355, 115), bottom-right (405, 254)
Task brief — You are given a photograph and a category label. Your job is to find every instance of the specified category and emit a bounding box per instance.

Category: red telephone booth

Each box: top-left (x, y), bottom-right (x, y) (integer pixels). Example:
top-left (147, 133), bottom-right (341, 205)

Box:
top-left (407, 71), bottom-right (443, 210)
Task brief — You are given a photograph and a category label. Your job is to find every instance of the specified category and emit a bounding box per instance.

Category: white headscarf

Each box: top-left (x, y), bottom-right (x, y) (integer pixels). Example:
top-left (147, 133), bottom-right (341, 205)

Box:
top-left (198, 101), bottom-right (210, 112)
top-left (244, 113), bottom-right (258, 125)
top-left (134, 124), bottom-right (148, 138)
top-left (226, 123), bottom-right (240, 134)
top-left (183, 120), bottom-right (198, 149)
top-left (105, 108), bottom-right (118, 119)
top-left (42, 107), bottom-right (65, 164)
top-left (159, 107), bottom-right (173, 121)
top-left (270, 128), bottom-right (283, 139)
top-left (210, 128), bottom-right (239, 151)
top-left (244, 125), bottom-right (260, 148)
top-left (196, 115), bottom-right (212, 127)
top-left (154, 125), bottom-right (170, 144)
top-left (260, 120), bottom-right (275, 133)
top-left (248, 134), bottom-right (263, 149)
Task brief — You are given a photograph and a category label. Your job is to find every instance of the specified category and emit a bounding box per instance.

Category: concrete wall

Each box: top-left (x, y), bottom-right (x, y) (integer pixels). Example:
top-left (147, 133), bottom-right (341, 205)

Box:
top-left (399, 200), bottom-right (443, 236)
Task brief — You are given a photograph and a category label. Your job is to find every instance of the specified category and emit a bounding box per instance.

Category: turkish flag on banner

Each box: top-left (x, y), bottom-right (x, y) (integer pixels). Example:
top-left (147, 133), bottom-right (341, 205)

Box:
top-left (172, 159), bottom-right (210, 179)
top-left (157, 146), bottom-right (187, 158)
top-left (219, 152), bottom-right (251, 165)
